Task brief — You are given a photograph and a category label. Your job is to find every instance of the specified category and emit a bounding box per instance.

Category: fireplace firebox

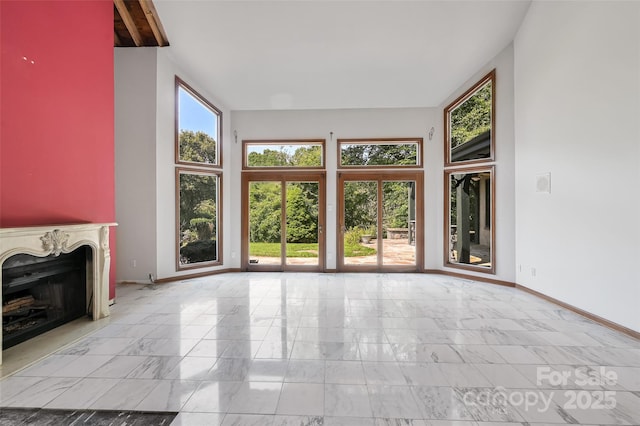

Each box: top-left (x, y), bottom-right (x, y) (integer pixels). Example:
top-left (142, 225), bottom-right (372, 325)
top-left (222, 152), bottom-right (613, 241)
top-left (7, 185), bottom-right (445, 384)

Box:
top-left (2, 247), bottom-right (89, 349)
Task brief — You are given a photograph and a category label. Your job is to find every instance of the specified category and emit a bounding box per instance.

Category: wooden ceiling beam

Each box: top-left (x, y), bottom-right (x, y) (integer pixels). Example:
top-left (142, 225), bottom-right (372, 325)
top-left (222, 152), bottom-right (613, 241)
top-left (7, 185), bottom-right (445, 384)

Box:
top-left (114, 0), bottom-right (143, 47)
top-left (138, 0), bottom-right (168, 47)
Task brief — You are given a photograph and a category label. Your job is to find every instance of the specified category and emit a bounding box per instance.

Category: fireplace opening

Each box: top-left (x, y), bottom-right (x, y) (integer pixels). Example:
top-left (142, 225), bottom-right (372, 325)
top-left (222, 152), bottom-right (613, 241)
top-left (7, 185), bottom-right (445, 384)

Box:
top-left (2, 246), bottom-right (89, 349)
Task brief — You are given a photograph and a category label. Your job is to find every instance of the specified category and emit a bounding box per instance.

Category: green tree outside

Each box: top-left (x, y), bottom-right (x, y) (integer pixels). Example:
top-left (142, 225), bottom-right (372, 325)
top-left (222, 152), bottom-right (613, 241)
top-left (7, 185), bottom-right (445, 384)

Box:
top-left (341, 143), bottom-right (417, 166)
top-left (179, 173), bottom-right (217, 263)
top-left (179, 130), bottom-right (217, 164)
top-left (450, 82), bottom-right (491, 149)
top-left (248, 145), bottom-right (322, 167)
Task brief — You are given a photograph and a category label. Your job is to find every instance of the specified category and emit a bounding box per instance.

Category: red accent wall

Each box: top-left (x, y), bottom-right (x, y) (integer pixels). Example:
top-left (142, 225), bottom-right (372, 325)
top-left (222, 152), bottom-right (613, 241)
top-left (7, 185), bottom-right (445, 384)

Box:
top-left (1, 1), bottom-right (116, 298)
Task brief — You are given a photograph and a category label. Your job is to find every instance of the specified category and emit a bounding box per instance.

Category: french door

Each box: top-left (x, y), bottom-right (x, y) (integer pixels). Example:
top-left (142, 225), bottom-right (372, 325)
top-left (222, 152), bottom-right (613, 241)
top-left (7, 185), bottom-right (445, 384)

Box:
top-left (242, 172), bottom-right (325, 271)
top-left (337, 171), bottom-right (423, 272)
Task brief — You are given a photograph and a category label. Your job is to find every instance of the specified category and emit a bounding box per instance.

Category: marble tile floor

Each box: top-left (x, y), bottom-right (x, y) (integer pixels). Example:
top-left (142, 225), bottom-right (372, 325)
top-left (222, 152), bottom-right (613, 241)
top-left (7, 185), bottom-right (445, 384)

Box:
top-left (1, 272), bottom-right (639, 426)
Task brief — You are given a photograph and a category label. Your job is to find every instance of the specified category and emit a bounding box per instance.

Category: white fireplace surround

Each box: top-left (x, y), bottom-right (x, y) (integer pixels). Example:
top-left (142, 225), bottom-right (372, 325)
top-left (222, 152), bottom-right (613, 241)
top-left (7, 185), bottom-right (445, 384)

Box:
top-left (0, 223), bottom-right (116, 364)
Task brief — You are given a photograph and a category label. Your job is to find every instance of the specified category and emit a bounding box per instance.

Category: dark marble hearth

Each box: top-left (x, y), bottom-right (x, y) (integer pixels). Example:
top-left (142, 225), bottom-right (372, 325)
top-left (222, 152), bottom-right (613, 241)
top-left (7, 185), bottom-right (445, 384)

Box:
top-left (0, 408), bottom-right (177, 425)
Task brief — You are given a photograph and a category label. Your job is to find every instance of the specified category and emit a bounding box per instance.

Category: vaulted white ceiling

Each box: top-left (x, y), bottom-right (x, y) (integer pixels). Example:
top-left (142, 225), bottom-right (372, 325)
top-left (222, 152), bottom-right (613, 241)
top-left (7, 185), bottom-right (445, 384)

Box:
top-left (154, 0), bottom-right (531, 110)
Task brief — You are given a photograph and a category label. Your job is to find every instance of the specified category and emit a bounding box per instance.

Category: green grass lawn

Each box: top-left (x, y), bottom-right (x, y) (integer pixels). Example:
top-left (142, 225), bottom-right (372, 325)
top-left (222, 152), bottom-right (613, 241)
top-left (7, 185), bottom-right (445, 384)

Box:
top-left (250, 242), bottom-right (375, 257)
top-left (343, 244), bottom-right (376, 257)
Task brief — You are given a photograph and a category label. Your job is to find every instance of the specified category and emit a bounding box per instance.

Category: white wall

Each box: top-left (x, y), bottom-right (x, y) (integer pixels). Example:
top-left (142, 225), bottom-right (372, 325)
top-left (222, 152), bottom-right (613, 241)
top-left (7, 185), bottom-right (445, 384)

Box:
top-left (514, 1), bottom-right (640, 332)
top-left (154, 49), bottom-right (233, 279)
top-left (114, 48), bottom-right (158, 282)
top-left (439, 44), bottom-right (517, 283)
top-left (114, 48), bottom-right (232, 282)
top-left (231, 43), bottom-right (516, 278)
top-left (114, 41), bottom-right (513, 287)
top-left (231, 108), bottom-right (444, 270)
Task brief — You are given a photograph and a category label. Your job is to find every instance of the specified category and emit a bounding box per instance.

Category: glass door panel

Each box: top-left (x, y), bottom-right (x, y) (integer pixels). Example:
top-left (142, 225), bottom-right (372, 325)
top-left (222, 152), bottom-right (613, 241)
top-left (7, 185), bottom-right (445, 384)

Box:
top-left (338, 172), bottom-right (423, 271)
top-left (248, 181), bottom-right (282, 266)
top-left (244, 172), bottom-right (325, 271)
top-left (342, 181), bottom-right (378, 266)
top-left (382, 180), bottom-right (416, 266)
top-left (286, 181), bottom-right (320, 266)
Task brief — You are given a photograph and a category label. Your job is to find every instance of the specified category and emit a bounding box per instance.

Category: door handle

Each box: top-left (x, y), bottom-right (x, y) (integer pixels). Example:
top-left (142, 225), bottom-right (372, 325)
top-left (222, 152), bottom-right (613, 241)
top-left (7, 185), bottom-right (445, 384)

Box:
top-left (318, 225), bottom-right (323, 234)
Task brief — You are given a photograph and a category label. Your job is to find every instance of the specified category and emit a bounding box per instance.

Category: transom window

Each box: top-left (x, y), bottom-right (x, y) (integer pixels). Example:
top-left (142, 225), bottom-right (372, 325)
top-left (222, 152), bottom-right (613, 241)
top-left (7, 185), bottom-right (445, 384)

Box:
top-left (176, 77), bottom-right (222, 167)
top-left (338, 138), bottom-right (422, 168)
top-left (445, 70), bottom-right (494, 166)
top-left (243, 140), bottom-right (325, 169)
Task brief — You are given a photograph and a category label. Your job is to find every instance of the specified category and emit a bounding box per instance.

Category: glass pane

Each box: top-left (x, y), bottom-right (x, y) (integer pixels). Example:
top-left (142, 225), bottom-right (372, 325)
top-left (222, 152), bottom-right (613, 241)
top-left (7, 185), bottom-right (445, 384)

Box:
top-left (449, 79), bottom-right (492, 163)
top-left (449, 171), bottom-right (492, 268)
top-left (249, 181), bottom-right (282, 266)
top-left (178, 85), bottom-right (219, 165)
top-left (382, 181), bottom-right (416, 266)
top-left (246, 143), bottom-right (323, 167)
top-left (340, 142), bottom-right (418, 166)
top-left (343, 181), bottom-right (377, 266)
top-left (178, 172), bottom-right (218, 266)
top-left (286, 182), bottom-right (319, 266)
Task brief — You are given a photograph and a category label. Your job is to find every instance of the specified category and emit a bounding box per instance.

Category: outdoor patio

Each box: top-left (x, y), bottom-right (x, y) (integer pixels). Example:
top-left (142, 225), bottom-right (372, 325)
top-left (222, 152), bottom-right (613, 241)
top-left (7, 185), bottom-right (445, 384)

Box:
top-left (252, 238), bottom-right (416, 266)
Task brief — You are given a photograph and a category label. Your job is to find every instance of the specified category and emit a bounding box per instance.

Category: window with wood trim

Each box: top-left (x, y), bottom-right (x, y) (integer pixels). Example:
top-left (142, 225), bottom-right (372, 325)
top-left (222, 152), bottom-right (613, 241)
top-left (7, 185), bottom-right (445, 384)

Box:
top-left (444, 167), bottom-right (494, 274)
top-left (443, 70), bottom-right (496, 274)
top-left (338, 138), bottom-right (423, 168)
top-left (243, 140), bottom-right (325, 169)
top-left (175, 76), bottom-right (223, 271)
top-left (445, 70), bottom-right (494, 166)
top-left (175, 77), bottom-right (222, 168)
top-left (176, 168), bottom-right (222, 270)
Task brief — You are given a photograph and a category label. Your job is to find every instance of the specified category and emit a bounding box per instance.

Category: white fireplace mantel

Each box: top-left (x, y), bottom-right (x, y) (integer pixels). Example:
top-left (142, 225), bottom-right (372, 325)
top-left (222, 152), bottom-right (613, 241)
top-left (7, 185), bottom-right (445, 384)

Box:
top-left (0, 222), bottom-right (117, 364)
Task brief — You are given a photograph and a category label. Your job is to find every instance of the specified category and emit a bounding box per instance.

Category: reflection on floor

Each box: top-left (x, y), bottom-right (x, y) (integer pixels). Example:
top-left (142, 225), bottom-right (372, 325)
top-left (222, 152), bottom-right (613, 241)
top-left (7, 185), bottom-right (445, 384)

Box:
top-left (0, 272), bottom-right (639, 426)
